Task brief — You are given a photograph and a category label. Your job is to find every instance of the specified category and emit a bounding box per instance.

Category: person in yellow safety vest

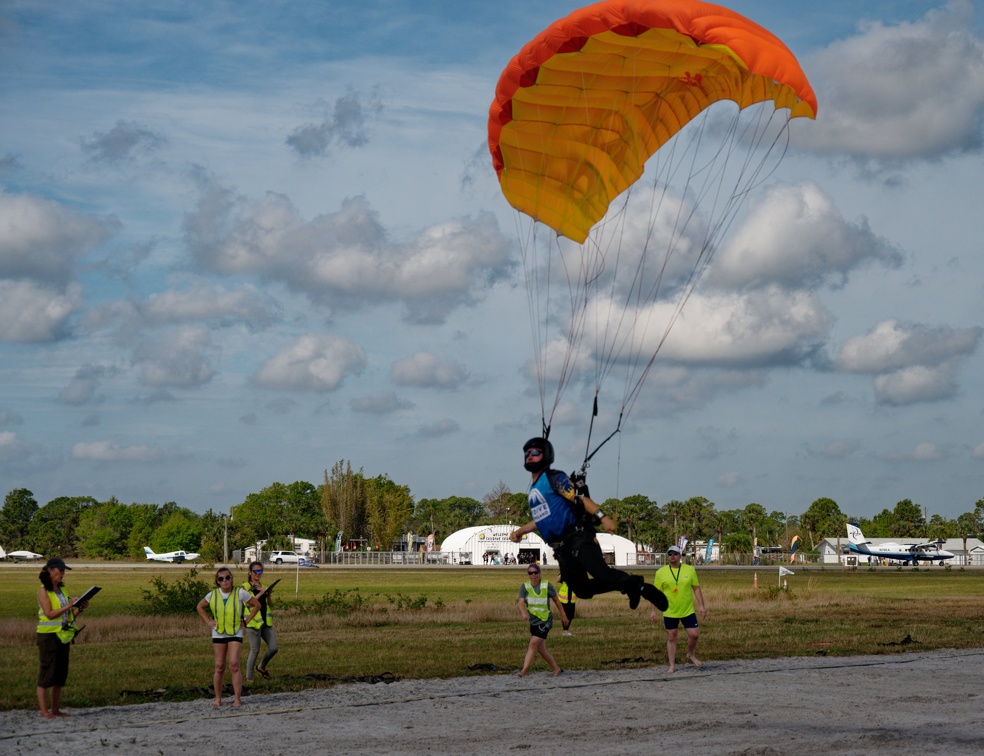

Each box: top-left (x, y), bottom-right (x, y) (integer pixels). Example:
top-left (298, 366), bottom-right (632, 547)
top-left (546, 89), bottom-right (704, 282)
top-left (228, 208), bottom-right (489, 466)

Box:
top-left (196, 567), bottom-right (261, 708)
top-left (36, 557), bottom-right (89, 719)
top-left (556, 571), bottom-right (577, 636)
top-left (516, 563), bottom-right (568, 677)
top-left (241, 561), bottom-right (279, 683)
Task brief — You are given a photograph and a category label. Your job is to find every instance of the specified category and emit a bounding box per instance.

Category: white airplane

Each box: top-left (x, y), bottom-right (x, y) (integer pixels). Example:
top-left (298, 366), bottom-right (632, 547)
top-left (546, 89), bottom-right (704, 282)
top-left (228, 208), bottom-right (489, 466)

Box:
top-left (8, 550), bottom-right (44, 561)
top-left (846, 523), bottom-right (955, 565)
top-left (144, 546), bottom-right (200, 563)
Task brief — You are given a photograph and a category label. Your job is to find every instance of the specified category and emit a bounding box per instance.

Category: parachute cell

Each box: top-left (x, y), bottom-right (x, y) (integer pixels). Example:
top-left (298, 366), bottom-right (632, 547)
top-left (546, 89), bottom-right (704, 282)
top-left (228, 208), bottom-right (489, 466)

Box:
top-left (488, 0), bottom-right (817, 243)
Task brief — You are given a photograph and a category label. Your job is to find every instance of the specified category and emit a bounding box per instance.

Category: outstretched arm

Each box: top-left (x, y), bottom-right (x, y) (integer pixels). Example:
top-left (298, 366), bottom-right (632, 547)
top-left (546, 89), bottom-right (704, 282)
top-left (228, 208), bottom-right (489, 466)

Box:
top-left (509, 521), bottom-right (537, 543)
top-left (580, 494), bottom-right (616, 534)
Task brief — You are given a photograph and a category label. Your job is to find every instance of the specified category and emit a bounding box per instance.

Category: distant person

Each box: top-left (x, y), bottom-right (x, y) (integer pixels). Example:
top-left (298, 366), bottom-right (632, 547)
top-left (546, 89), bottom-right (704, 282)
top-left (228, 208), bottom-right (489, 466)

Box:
top-left (241, 561), bottom-right (279, 683)
top-left (197, 567), bottom-right (260, 707)
top-left (651, 545), bottom-right (707, 673)
top-left (556, 571), bottom-right (577, 636)
top-left (36, 557), bottom-right (88, 718)
top-left (517, 564), bottom-right (568, 677)
top-left (510, 437), bottom-right (667, 612)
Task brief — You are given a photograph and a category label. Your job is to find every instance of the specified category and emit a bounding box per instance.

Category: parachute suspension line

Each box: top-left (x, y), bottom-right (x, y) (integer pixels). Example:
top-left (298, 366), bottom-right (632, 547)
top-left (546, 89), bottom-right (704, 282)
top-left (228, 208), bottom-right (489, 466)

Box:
top-left (517, 213), bottom-right (548, 431)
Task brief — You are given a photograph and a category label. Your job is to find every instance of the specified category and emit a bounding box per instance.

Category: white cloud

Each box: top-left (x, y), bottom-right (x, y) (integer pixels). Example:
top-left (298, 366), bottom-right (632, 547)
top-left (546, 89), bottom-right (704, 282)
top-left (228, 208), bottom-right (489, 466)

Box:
top-left (872, 363), bottom-right (959, 405)
top-left (837, 320), bottom-right (981, 404)
top-left (588, 286), bottom-right (833, 367)
top-left (0, 280), bottom-right (82, 343)
top-left (57, 364), bottom-right (120, 406)
top-left (709, 183), bottom-right (902, 290)
top-left (350, 391), bottom-right (415, 414)
top-left (0, 408), bottom-right (24, 425)
top-left (390, 351), bottom-right (468, 388)
top-left (71, 440), bottom-right (159, 462)
top-left (185, 187), bottom-right (514, 324)
top-left (412, 418), bottom-right (460, 439)
top-left (909, 441), bottom-right (944, 461)
top-left (81, 120), bottom-right (167, 166)
top-left (837, 320), bottom-right (981, 373)
top-left (254, 333), bottom-right (366, 392)
top-left (801, 1), bottom-right (984, 159)
top-left (972, 442), bottom-right (984, 460)
top-left (0, 431), bottom-right (34, 463)
top-left (0, 190), bottom-right (114, 284)
top-left (133, 326), bottom-right (216, 388)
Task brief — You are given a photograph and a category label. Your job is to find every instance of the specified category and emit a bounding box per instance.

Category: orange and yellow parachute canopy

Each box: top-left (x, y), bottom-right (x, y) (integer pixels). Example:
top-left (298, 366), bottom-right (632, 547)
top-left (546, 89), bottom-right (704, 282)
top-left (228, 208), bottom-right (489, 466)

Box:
top-left (488, 0), bottom-right (817, 243)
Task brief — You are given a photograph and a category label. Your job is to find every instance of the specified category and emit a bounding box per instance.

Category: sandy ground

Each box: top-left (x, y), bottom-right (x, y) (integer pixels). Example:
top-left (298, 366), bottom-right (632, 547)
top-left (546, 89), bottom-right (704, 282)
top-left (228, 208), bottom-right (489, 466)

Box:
top-left (3, 648), bottom-right (984, 755)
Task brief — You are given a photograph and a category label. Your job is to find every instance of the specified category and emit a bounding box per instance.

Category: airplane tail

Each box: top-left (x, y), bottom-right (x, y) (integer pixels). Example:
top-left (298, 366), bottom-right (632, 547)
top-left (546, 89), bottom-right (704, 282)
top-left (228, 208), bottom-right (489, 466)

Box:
top-left (846, 523), bottom-right (869, 548)
top-left (144, 546), bottom-right (155, 557)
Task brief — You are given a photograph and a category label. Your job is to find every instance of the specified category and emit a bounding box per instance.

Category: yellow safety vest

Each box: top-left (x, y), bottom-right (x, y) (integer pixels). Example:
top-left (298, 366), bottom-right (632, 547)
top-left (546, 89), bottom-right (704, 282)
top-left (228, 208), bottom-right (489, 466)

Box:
top-left (37, 589), bottom-right (77, 643)
top-left (557, 581), bottom-right (576, 604)
top-left (524, 582), bottom-right (551, 621)
top-left (208, 589), bottom-right (244, 635)
top-left (241, 582), bottom-right (272, 629)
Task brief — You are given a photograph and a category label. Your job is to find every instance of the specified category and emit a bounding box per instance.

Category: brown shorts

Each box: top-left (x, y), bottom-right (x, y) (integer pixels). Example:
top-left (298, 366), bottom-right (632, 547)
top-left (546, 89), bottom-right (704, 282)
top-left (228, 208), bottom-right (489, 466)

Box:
top-left (37, 632), bottom-right (70, 688)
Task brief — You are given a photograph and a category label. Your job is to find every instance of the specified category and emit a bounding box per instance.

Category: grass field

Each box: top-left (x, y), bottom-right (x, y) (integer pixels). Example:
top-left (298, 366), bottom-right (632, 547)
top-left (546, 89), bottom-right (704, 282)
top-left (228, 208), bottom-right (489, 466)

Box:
top-left (3, 563), bottom-right (983, 711)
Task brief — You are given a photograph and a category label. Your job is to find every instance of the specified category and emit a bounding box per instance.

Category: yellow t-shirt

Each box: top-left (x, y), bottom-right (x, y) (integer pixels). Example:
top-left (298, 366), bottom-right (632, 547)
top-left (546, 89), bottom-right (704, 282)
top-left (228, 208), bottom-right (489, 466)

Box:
top-left (654, 563), bottom-right (700, 618)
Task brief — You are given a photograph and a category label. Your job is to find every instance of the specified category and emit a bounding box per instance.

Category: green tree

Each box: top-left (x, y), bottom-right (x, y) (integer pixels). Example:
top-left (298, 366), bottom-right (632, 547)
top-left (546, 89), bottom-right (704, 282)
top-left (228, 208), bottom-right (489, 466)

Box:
top-left (151, 510), bottom-right (202, 553)
top-left (0, 488), bottom-right (38, 547)
top-left (412, 496), bottom-right (483, 540)
top-left (321, 461), bottom-right (365, 541)
top-left (889, 499), bottom-right (925, 538)
top-left (76, 499), bottom-right (134, 559)
top-left (800, 497), bottom-right (844, 549)
top-left (364, 475), bottom-right (414, 549)
top-left (29, 496), bottom-right (95, 556)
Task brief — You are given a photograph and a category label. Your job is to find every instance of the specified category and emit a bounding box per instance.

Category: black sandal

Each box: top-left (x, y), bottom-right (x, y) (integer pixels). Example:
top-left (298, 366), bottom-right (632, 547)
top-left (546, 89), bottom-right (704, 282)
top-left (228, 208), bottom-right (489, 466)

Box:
top-left (256, 666), bottom-right (272, 680)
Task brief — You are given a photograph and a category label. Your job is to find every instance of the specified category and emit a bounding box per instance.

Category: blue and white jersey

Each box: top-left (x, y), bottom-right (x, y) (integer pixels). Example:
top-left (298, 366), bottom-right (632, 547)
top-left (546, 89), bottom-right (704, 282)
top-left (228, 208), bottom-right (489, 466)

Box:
top-left (528, 470), bottom-right (578, 542)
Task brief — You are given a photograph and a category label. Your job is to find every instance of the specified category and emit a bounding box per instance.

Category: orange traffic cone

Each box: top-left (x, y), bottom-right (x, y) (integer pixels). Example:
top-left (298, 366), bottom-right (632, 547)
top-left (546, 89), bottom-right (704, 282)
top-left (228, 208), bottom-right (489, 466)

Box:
top-left (753, 572), bottom-right (758, 588)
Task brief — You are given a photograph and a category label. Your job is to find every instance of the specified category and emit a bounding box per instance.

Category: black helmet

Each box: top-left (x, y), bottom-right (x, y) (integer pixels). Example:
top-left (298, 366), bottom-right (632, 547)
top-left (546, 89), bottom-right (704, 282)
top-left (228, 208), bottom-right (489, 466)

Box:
top-left (523, 437), bottom-right (554, 473)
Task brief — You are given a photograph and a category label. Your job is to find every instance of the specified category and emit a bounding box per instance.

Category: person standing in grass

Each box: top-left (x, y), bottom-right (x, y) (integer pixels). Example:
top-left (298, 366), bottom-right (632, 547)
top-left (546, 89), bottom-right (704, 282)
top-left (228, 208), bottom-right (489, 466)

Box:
top-left (36, 557), bottom-right (88, 719)
top-left (197, 567), bottom-right (260, 707)
top-left (517, 563), bottom-right (568, 677)
top-left (242, 561), bottom-right (278, 684)
top-left (651, 545), bottom-right (707, 673)
top-left (556, 571), bottom-right (577, 636)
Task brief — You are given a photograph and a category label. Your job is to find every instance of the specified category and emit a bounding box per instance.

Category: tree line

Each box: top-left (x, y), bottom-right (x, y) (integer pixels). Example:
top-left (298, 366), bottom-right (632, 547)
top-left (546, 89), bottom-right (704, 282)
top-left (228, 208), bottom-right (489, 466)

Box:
top-left (3, 460), bottom-right (983, 560)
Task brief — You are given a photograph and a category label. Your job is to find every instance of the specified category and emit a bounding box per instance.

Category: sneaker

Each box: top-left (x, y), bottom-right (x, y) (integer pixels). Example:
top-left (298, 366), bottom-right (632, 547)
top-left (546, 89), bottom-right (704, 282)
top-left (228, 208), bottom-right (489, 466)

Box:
top-left (641, 583), bottom-right (669, 612)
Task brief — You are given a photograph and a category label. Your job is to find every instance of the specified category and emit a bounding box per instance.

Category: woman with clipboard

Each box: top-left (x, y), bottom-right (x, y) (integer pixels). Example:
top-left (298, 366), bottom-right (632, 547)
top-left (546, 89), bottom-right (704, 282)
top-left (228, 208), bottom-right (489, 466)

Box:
top-left (36, 557), bottom-right (89, 718)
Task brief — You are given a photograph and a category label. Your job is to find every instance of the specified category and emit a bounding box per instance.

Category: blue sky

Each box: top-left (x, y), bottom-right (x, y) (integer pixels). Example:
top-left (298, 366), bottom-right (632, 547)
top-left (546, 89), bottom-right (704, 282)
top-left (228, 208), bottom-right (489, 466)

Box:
top-left (2, 0), bottom-right (983, 522)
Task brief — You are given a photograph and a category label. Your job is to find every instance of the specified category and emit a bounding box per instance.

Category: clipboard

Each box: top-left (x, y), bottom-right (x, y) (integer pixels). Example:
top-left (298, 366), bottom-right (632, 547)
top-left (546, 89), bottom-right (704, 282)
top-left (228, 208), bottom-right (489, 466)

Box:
top-left (73, 586), bottom-right (101, 606)
top-left (264, 578), bottom-right (281, 593)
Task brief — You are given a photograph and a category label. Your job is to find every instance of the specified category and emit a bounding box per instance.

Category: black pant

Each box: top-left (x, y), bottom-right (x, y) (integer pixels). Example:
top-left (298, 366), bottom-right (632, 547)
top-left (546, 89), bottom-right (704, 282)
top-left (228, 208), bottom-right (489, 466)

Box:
top-left (552, 529), bottom-right (642, 600)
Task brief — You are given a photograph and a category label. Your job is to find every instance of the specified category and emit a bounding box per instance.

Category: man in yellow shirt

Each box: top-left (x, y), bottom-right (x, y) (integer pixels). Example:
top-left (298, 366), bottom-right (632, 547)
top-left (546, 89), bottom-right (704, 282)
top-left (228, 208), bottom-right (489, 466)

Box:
top-left (651, 545), bottom-right (707, 673)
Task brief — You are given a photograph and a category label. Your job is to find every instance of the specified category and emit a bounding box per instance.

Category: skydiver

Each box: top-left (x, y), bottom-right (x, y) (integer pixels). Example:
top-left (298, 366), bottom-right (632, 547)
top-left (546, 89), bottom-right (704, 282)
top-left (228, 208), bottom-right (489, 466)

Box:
top-left (510, 437), bottom-right (668, 612)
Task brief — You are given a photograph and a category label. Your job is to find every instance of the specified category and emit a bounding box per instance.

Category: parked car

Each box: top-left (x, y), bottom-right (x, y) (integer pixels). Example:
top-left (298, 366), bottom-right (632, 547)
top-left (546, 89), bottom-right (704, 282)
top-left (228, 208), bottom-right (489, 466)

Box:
top-left (269, 550), bottom-right (303, 565)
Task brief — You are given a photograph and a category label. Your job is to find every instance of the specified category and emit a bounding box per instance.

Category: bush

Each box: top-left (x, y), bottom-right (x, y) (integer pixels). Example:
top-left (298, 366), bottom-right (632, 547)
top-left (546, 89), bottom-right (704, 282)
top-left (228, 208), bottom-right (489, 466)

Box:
top-left (141, 569), bottom-right (212, 614)
top-left (310, 588), bottom-right (368, 616)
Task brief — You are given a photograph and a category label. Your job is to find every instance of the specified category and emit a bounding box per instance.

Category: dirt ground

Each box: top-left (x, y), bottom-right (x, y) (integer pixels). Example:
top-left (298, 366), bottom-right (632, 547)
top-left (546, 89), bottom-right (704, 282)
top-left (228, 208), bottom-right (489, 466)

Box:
top-left (3, 648), bottom-right (983, 755)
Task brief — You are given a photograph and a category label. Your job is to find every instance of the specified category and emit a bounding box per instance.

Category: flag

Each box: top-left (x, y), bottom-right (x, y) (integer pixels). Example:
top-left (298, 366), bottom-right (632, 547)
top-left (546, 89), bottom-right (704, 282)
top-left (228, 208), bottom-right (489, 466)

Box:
top-left (779, 566), bottom-right (794, 577)
top-left (677, 536), bottom-right (688, 553)
top-left (789, 535), bottom-right (800, 564)
top-left (705, 538), bottom-right (715, 562)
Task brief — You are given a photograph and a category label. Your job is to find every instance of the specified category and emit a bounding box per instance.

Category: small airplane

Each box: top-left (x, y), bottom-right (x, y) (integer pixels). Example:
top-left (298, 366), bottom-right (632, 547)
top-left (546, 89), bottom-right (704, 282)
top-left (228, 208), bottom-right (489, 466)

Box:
top-left (144, 546), bottom-right (200, 563)
top-left (846, 523), bottom-right (955, 565)
top-left (7, 550), bottom-right (44, 561)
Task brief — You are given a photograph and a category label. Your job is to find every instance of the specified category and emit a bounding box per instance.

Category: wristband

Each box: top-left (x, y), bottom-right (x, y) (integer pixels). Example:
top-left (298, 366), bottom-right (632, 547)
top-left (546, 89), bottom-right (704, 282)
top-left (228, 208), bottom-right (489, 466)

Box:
top-left (596, 511), bottom-right (606, 519)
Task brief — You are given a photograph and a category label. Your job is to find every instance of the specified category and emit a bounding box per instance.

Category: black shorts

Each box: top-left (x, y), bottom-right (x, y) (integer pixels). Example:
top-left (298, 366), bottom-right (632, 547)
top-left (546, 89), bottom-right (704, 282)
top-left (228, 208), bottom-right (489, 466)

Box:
top-left (212, 636), bottom-right (243, 645)
top-left (37, 633), bottom-right (70, 688)
top-left (529, 618), bottom-right (552, 639)
top-left (663, 613), bottom-right (699, 630)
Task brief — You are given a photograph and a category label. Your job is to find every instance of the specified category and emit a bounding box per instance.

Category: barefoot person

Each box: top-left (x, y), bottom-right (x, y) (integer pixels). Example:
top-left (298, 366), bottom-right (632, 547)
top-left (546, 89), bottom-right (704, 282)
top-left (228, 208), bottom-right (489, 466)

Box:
top-left (197, 568), bottom-right (260, 707)
top-left (517, 563), bottom-right (568, 677)
top-left (242, 561), bottom-right (279, 683)
top-left (651, 545), bottom-right (707, 673)
top-left (36, 557), bottom-right (88, 719)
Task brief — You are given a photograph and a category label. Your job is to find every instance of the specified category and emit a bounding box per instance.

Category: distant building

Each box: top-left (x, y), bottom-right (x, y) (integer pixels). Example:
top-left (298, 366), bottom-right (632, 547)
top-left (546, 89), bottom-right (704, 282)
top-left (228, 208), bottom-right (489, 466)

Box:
top-left (440, 524), bottom-right (639, 566)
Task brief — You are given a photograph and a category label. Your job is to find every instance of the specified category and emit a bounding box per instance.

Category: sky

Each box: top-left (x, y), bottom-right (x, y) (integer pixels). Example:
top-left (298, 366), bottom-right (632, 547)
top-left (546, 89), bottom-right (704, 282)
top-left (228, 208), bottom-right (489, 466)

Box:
top-left (1, 0), bottom-right (983, 523)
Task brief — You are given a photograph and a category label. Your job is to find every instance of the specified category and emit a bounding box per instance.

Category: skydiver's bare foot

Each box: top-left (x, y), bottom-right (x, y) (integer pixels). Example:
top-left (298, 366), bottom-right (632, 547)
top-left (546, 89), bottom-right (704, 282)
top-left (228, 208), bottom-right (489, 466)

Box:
top-left (518, 670), bottom-right (528, 677)
top-left (687, 654), bottom-right (703, 668)
top-left (232, 701), bottom-right (242, 708)
top-left (667, 664), bottom-right (675, 674)
top-left (553, 669), bottom-right (562, 677)
top-left (40, 712), bottom-right (56, 719)
top-left (212, 701), bottom-right (221, 708)
top-left (53, 711), bottom-right (70, 717)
